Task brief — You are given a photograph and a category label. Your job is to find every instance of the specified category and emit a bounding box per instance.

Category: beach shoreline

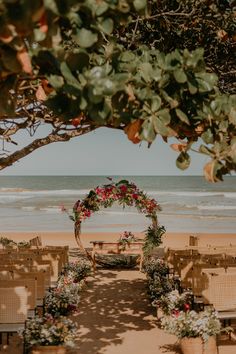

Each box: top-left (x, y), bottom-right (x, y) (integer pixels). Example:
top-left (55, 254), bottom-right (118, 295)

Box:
top-left (3, 231), bottom-right (236, 249)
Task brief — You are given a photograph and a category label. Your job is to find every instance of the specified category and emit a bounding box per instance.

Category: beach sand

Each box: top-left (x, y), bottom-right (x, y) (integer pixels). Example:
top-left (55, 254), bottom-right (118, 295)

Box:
top-left (4, 231), bottom-right (236, 249)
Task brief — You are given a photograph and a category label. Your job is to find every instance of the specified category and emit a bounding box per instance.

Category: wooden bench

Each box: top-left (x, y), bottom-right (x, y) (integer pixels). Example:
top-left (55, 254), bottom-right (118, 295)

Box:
top-left (90, 241), bottom-right (144, 271)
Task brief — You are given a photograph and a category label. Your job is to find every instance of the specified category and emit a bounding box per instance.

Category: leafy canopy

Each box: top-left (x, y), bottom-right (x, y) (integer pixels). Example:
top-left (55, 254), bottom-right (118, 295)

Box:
top-left (0, 0), bottom-right (235, 181)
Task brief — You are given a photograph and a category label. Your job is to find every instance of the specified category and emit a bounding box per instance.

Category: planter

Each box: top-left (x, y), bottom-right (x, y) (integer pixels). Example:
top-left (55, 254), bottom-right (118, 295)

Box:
top-left (180, 336), bottom-right (217, 354)
top-left (30, 346), bottom-right (66, 354)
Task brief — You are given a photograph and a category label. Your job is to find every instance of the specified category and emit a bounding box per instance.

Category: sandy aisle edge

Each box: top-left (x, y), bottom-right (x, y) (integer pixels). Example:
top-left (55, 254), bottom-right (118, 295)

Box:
top-left (3, 231), bottom-right (236, 249)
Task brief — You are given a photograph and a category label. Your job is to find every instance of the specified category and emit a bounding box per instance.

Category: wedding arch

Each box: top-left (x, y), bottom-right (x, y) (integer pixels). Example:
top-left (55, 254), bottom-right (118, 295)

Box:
top-left (66, 179), bottom-right (165, 256)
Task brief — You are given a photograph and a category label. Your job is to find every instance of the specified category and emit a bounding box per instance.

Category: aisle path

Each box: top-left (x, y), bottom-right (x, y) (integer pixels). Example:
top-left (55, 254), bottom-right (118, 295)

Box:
top-left (1, 269), bottom-right (236, 353)
top-left (70, 269), bottom-right (179, 354)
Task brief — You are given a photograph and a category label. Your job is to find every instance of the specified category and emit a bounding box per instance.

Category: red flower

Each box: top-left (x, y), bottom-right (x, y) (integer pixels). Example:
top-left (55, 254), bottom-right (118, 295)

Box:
top-left (132, 193), bottom-right (139, 199)
top-left (120, 185), bottom-right (127, 193)
top-left (172, 309), bottom-right (180, 317)
top-left (183, 303), bottom-right (190, 311)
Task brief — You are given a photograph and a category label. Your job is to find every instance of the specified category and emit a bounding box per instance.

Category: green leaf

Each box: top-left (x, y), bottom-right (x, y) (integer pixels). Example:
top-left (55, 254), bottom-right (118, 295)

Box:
top-left (187, 77), bottom-right (198, 94)
top-left (139, 62), bottom-right (153, 83)
top-left (174, 69), bottom-right (187, 83)
top-left (88, 87), bottom-right (104, 104)
top-left (175, 109), bottom-right (190, 125)
top-left (0, 76), bottom-right (17, 115)
top-left (133, 0), bottom-right (147, 11)
top-left (48, 75), bottom-right (64, 89)
top-left (151, 96), bottom-right (162, 112)
top-left (2, 48), bottom-right (22, 73)
top-left (199, 145), bottom-right (213, 156)
top-left (176, 152), bottom-right (191, 170)
top-left (99, 18), bottom-right (114, 35)
top-left (66, 51), bottom-right (89, 72)
top-left (195, 73), bottom-right (217, 93)
top-left (153, 117), bottom-right (170, 136)
top-left (95, 2), bottom-right (109, 15)
top-left (158, 109), bottom-right (171, 125)
top-left (120, 51), bottom-right (136, 62)
top-left (230, 138), bottom-right (236, 163)
top-left (74, 28), bottom-right (98, 48)
top-left (201, 129), bottom-right (214, 144)
top-left (60, 62), bottom-right (80, 88)
top-left (229, 107), bottom-right (236, 125)
top-left (140, 118), bottom-right (156, 142)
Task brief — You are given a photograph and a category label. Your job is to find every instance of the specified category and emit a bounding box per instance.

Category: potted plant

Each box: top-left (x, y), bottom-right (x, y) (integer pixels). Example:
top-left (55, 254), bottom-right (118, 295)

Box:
top-left (23, 314), bottom-right (78, 354)
top-left (161, 309), bottom-right (221, 354)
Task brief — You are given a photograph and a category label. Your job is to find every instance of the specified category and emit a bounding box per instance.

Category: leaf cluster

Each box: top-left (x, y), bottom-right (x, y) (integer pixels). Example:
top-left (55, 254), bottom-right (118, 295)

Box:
top-left (0, 0), bottom-right (235, 181)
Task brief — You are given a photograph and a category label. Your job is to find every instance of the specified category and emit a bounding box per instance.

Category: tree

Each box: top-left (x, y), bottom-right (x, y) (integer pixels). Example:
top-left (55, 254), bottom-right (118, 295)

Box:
top-left (0, 0), bottom-right (235, 181)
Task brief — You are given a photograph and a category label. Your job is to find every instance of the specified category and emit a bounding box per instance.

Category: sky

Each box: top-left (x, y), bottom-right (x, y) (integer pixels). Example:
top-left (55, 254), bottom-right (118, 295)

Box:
top-left (1, 127), bottom-right (208, 176)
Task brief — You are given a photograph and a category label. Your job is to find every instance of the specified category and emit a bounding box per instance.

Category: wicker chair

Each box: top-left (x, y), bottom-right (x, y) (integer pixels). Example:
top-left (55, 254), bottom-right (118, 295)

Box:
top-left (12, 271), bottom-right (46, 306)
top-left (0, 280), bottom-right (36, 315)
top-left (202, 273), bottom-right (236, 321)
top-left (0, 286), bottom-right (29, 346)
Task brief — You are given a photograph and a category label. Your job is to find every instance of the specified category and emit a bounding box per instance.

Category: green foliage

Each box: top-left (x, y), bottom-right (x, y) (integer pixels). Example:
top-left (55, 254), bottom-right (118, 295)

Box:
top-left (143, 225), bottom-right (165, 255)
top-left (143, 258), bottom-right (174, 300)
top-left (61, 260), bottom-right (92, 282)
top-left (0, 0), bottom-right (235, 181)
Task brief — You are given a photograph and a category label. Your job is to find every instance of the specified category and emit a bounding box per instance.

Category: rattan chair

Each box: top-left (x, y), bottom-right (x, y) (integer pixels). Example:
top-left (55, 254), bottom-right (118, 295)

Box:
top-left (202, 273), bottom-right (236, 320)
top-left (0, 286), bottom-right (29, 346)
top-left (0, 280), bottom-right (36, 314)
top-left (12, 271), bottom-right (46, 306)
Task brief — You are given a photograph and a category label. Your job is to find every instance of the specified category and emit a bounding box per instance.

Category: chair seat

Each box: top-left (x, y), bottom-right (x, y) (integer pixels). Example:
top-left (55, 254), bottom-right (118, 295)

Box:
top-left (0, 323), bottom-right (25, 332)
top-left (217, 311), bottom-right (236, 320)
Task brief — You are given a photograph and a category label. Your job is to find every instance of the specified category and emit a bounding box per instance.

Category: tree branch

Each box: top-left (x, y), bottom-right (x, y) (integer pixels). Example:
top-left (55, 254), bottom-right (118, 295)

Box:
top-left (0, 126), bottom-right (95, 170)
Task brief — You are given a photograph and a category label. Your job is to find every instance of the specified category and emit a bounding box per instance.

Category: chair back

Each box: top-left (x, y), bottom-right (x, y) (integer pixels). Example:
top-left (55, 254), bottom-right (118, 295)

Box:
top-left (0, 286), bottom-right (29, 323)
top-left (0, 279), bottom-right (36, 310)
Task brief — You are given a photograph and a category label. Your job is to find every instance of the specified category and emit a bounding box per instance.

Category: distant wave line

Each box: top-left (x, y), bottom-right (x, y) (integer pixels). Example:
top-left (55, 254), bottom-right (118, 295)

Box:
top-left (1, 188), bottom-right (236, 199)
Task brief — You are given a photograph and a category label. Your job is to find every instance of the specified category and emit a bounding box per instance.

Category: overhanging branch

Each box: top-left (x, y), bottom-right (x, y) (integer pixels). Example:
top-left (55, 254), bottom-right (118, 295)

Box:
top-left (0, 126), bottom-right (95, 171)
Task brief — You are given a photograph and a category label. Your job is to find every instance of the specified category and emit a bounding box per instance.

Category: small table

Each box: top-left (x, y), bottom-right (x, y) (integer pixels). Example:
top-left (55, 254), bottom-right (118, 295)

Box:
top-left (90, 241), bottom-right (144, 270)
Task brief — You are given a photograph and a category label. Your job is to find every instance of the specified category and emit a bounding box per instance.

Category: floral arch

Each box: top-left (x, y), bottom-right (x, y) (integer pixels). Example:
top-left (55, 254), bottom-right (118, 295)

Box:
top-left (69, 179), bottom-right (165, 256)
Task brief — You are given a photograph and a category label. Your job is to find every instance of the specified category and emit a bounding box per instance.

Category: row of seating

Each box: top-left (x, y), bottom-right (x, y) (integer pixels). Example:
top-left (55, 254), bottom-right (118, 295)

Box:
top-left (0, 245), bottom-right (69, 347)
top-left (165, 246), bottom-right (236, 320)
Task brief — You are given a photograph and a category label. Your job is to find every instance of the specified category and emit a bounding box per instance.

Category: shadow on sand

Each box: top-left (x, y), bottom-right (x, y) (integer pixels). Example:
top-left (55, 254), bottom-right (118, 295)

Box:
top-left (70, 269), bottom-right (157, 354)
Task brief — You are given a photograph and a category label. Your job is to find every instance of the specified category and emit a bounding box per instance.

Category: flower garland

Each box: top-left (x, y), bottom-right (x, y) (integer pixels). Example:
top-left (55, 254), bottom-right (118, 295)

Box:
top-left (62, 179), bottom-right (164, 255)
top-left (69, 179), bottom-right (161, 224)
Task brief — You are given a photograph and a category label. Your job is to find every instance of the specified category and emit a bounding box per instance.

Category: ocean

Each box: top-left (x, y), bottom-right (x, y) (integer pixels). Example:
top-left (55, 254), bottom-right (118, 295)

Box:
top-left (0, 175), bottom-right (235, 234)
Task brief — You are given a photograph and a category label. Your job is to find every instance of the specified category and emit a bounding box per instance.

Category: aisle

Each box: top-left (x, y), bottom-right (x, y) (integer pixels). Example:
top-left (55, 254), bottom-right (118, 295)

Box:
top-left (70, 269), bottom-right (179, 354)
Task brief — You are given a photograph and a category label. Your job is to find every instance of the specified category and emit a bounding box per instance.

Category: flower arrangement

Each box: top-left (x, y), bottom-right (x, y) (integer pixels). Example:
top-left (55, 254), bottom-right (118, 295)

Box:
top-left (154, 290), bottom-right (192, 316)
top-left (44, 287), bottom-right (80, 317)
top-left (118, 231), bottom-right (137, 247)
top-left (143, 258), bottom-right (176, 300)
top-left (60, 260), bottom-right (91, 283)
top-left (17, 240), bottom-right (31, 249)
top-left (23, 315), bottom-right (78, 347)
top-left (143, 258), bottom-right (170, 278)
top-left (62, 179), bottom-right (161, 224)
top-left (161, 309), bottom-right (221, 342)
top-left (0, 236), bottom-right (16, 248)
